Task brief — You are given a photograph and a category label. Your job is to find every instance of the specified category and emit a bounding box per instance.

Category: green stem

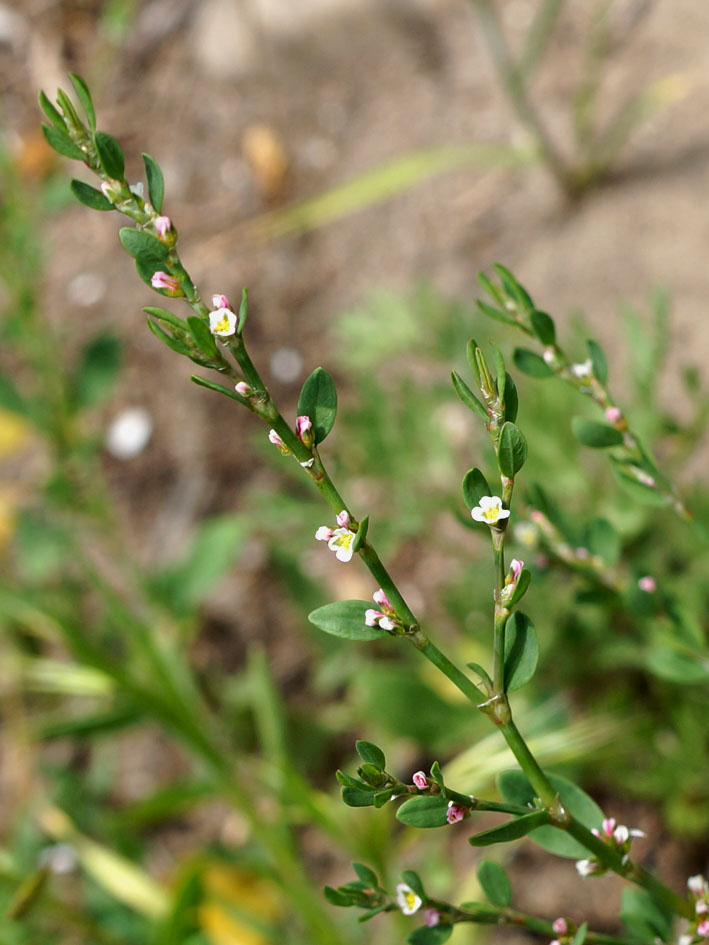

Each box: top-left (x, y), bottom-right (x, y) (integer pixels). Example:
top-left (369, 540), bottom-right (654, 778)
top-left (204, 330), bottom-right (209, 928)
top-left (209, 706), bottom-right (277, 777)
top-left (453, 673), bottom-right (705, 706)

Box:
top-left (492, 540), bottom-right (507, 693)
top-left (411, 633), bottom-right (486, 703)
top-left (499, 719), bottom-right (557, 808)
top-left (455, 902), bottom-right (639, 945)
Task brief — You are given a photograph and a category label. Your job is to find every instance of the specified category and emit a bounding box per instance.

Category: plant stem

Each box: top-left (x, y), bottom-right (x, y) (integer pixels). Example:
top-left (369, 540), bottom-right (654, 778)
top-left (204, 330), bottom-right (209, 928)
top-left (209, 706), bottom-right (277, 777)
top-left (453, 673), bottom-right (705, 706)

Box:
top-left (455, 901), bottom-right (640, 945)
top-left (492, 539), bottom-right (507, 693)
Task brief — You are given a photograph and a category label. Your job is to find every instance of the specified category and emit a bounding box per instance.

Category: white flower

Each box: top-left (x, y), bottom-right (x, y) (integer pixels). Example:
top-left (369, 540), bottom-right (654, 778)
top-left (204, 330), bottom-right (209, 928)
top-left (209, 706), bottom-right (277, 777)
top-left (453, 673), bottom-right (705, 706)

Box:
top-left (129, 181), bottom-right (144, 198)
top-left (395, 883), bottom-right (422, 916)
top-left (575, 859), bottom-right (596, 877)
top-left (209, 307), bottom-right (237, 337)
top-left (315, 526), bottom-right (334, 542)
top-left (327, 527), bottom-right (356, 562)
top-left (471, 495), bottom-right (511, 526)
top-left (105, 407), bottom-right (152, 459)
top-left (571, 360), bottom-right (592, 378)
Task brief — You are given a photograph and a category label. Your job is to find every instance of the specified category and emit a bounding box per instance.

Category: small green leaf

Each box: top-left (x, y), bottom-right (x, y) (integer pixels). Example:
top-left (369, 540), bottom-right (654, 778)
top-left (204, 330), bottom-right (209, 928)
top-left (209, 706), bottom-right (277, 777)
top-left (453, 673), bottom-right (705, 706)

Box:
top-left (497, 771), bottom-right (605, 858)
top-left (144, 307), bottom-right (185, 330)
top-left (504, 612), bottom-right (538, 692)
top-left (477, 860), bottom-right (512, 906)
top-left (401, 870), bottom-right (426, 900)
top-left (571, 417), bottom-right (624, 448)
top-left (297, 367), bottom-right (337, 444)
top-left (308, 601), bottom-right (386, 641)
top-left (611, 465), bottom-right (668, 506)
top-left (74, 334), bottom-right (121, 409)
top-left (530, 310), bottom-right (556, 345)
top-left (396, 795), bottom-right (450, 828)
top-left (429, 761), bottom-right (444, 788)
top-left (644, 647), bottom-right (708, 684)
top-left (323, 886), bottom-right (351, 907)
top-left (237, 288), bottom-right (248, 334)
top-left (70, 179), bottom-right (114, 211)
top-left (493, 263), bottom-right (534, 312)
top-left (466, 338), bottom-right (482, 385)
top-left (407, 926), bottom-right (453, 945)
top-left (69, 73), bottom-right (96, 131)
top-left (94, 130), bottom-right (125, 179)
top-left (352, 863), bottom-right (379, 888)
top-left (451, 371), bottom-right (488, 422)
top-left (142, 153), bottom-right (164, 213)
top-left (467, 661), bottom-right (493, 689)
top-left (573, 922), bottom-right (588, 945)
top-left (513, 348), bottom-right (554, 378)
top-left (507, 568), bottom-right (531, 606)
top-left (341, 787), bottom-right (375, 807)
top-left (587, 339), bottom-right (608, 385)
top-left (477, 271), bottom-right (506, 308)
top-left (352, 515), bottom-right (369, 554)
top-left (186, 316), bottom-right (219, 360)
top-left (39, 91), bottom-right (65, 129)
top-left (42, 124), bottom-right (85, 161)
top-left (119, 227), bottom-right (170, 262)
top-left (477, 299), bottom-right (518, 328)
top-left (498, 421), bottom-right (527, 478)
top-left (503, 372), bottom-right (518, 423)
top-left (146, 318), bottom-right (191, 357)
top-left (355, 741), bottom-right (386, 770)
top-left (462, 467), bottom-right (491, 511)
top-left (468, 811), bottom-right (551, 845)
top-left (190, 376), bottom-right (246, 404)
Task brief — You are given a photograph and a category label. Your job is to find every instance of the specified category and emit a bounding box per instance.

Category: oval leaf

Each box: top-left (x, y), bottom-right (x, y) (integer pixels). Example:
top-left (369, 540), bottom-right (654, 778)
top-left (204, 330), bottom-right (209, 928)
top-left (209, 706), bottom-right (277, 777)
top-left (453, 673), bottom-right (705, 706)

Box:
top-left (504, 612), bottom-right (538, 692)
top-left (42, 124), bottom-right (85, 162)
top-left (341, 787), bottom-right (375, 808)
top-left (477, 860), bottom-right (512, 906)
top-left (94, 130), bottom-right (125, 180)
top-left (498, 422), bottom-right (527, 478)
top-left (571, 417), bottom-right (624, 449)
top-left (497, 771), bottom-right (605, 858)
top-left (468, 810), bottom-right (551, 846)
top-left (70, 179), bottom-right (114, 211)
top-left (142, 153), bottom-right (165, 214)
top-left (401, 870), bottom-right (426, 899)
top-left (507, 568), bottom-right (531, 606)
top-left (297, 367), bottom-right (337, 444)
top-left (530, 310), bottom-right (556, 345)
top-left (308, 601), bottom-right (385, 641)
top-left (407, 926), bottom-right (453, 945)
top-left (69, 73), bottom-right (96, 131)
top-left (513, 348), bottom-right (554, 378)
top-left (396, 795), bottom-right (450, 828)
top-left (355, 740), bottom-right (385, 770)
top-left (39, 91), bottom-right (65, 129)
top-left (186, 316), bottom-right (219, 360)
top-left (353, 863), bottom-right (379, 887)
top-left (477, 298), bottom-right (518, 328)
top-left (462, 467), bottom-right (491, 511)
top-left (119, 227), bottom-right (170, 262)
top-left (504, 372), bottom-right (518, 423)
top-left (587, 339), bottom-right (608, 385)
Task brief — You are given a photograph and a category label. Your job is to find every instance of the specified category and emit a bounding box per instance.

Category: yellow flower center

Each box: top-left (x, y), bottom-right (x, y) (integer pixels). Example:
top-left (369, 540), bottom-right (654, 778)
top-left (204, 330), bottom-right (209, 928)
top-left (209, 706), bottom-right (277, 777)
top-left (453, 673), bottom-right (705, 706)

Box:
top-left (215, 314), bottom-right (231, 333)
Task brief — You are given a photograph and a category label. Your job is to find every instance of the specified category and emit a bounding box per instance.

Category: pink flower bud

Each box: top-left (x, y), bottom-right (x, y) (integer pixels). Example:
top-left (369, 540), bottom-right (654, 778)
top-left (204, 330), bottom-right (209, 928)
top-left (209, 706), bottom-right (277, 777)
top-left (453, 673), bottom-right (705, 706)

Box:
top-left (638, 576), bottom-right (656, 593)
top-left (446, 802), bottom-right (466, 824)
top-left (364, 609), bottom-right (381, 627)
top-left (688, 876), bottom-right (706, 896)
top-left (212, 294), bottom-right (231, 310)
top-left (295, 415), bottom-right (314, 445)
top-left (613, 825), bottom-right (629, 845)
top-left (336, 510), bottom-right (350, 529)
top-left (552, 919), bottom-right (568, 935)
top-left (372, 588), bottom-right (392, 609)
top-left (698, 921), bottom-right (709, 937)
top-left (151, 270), bottom-right (180, 293)
top-left (378, 616), bottom-right (396, 631)
top-left (510, 558), bottom-right (524, 580)
top-left (235, 382), bottom-right (251, 397)
top-left (155, 215), bottom-right (172, 238)
top-left (424, 909), bottom-right (441, 927)
top-left (605, 406), bottom-right (622, 424)
top-left (315, 526), bottom-right (334, 542)
top-left (268, 429), bottom-right (286, 452)
top-left (602, 817), bottom-right (616, 838)
top-left (412, 771), bottom-right (428, 789)
top-left (696, 902), bottom-right (708, 915)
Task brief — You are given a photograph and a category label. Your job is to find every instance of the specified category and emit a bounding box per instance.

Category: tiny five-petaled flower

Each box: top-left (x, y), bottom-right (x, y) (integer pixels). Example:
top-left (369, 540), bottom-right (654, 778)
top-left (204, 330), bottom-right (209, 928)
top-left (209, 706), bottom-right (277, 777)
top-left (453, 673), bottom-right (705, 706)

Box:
top-left (209, 307), bottom-right (237, 337)
top-left (315, 512), bottom-right (356, 562)
top-left (395, 883), bottom-right (422, 916)
top-left (471, 495), bottom-right (510, 526)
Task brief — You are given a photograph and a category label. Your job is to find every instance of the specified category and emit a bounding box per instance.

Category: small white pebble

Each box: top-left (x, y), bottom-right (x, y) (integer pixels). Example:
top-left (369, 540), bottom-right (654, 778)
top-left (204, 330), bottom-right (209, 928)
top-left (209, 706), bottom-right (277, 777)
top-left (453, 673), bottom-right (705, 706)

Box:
top-left (270, 347), bottom-right (303, 383)
top-left (66, 271), bottom-right (107, 307)
top-left (105, 407), bottom-right (153, 460)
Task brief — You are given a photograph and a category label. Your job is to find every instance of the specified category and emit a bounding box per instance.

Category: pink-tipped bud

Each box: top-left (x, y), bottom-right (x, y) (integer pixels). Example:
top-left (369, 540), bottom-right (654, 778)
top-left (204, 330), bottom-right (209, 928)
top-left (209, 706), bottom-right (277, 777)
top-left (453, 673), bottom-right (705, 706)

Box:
top-left (315, 526), bottom-right (334, 542)
top-left (424, 909), bottom-right (440, 927)
top-left (336, 510), bottom-right (350, 529)
top-left (364, 609), bottom-right (381, 627)
top-left (269, 429), bottom-right (284, 447)
top-left (698, 921), bottom-right (709, 937)
top-left (510, 558), bottom-right (524, 580)
top-left (151, 271), bottom-right (180, 294)
top-left (235, 381), bottom-right (251, 397)
top-left (638, 576), bottom-right (656, 593)
top-left (295, 415), bottom-right (314, 446)
top-left (613, 825), bottom-right (629, 845)
top-left (155, 216), bottom-right (173, 240)
top-left (605, 406), bottom-right (622, 424)
top-left (378, 616), bottom-right (396, 631)
top-left (212, 294), bottom-right (231, 310)
top-left (372, 588), bottom-right (392, 609)
top-left (412, 771), bottom-right (428, 790)
top-left (552, 919), bottom-right (568, 935)
top-left (688, 876), bottom-right (706, 896)
top-left (446, 802), bottom-right (466, 824)
top-left (602, 817), bottom-right (616, 838)
top-left (696, 902), bottom-right (708, 915)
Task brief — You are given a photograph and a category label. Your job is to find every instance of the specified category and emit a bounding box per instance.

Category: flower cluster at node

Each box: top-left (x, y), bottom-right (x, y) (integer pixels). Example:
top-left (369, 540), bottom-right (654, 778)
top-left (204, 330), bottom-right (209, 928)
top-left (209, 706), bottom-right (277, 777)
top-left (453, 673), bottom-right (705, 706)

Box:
top-left (471, 495), bottom-right (511, 527)
top-left (315, 510), bottom-right (356, 562)
top-left (424, 908), bottom-right (441, 927)
top-left (396, 883), bottom-right (422, 916)
top-left (365, 588), bottom-right (399, 632)
top-left (412, 770), bottom-right (428, 790)
top-left (500, 557), bottom-right (524, 603)
top-left (682, 875), bottom-right (709, 943)
top-left (549, 917), bottom-right (569, 945)
top-left (576, 817), bottom-right (646, 877)
top-left (150, 270), bottom-right (180, 294)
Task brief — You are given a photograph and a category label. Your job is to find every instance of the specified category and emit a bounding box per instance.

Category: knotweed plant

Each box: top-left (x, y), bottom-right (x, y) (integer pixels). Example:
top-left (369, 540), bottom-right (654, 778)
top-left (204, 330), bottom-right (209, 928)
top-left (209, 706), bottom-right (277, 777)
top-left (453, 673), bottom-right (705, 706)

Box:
top-left (37, 77), bottom-right (707, 945)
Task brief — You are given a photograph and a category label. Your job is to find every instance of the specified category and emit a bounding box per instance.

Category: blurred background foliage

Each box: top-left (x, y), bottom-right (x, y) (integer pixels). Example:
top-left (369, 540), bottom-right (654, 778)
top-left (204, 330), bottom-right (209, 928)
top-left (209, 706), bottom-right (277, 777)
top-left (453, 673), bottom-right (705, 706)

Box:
top-left (1, 0), bottom-right (709, 943)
